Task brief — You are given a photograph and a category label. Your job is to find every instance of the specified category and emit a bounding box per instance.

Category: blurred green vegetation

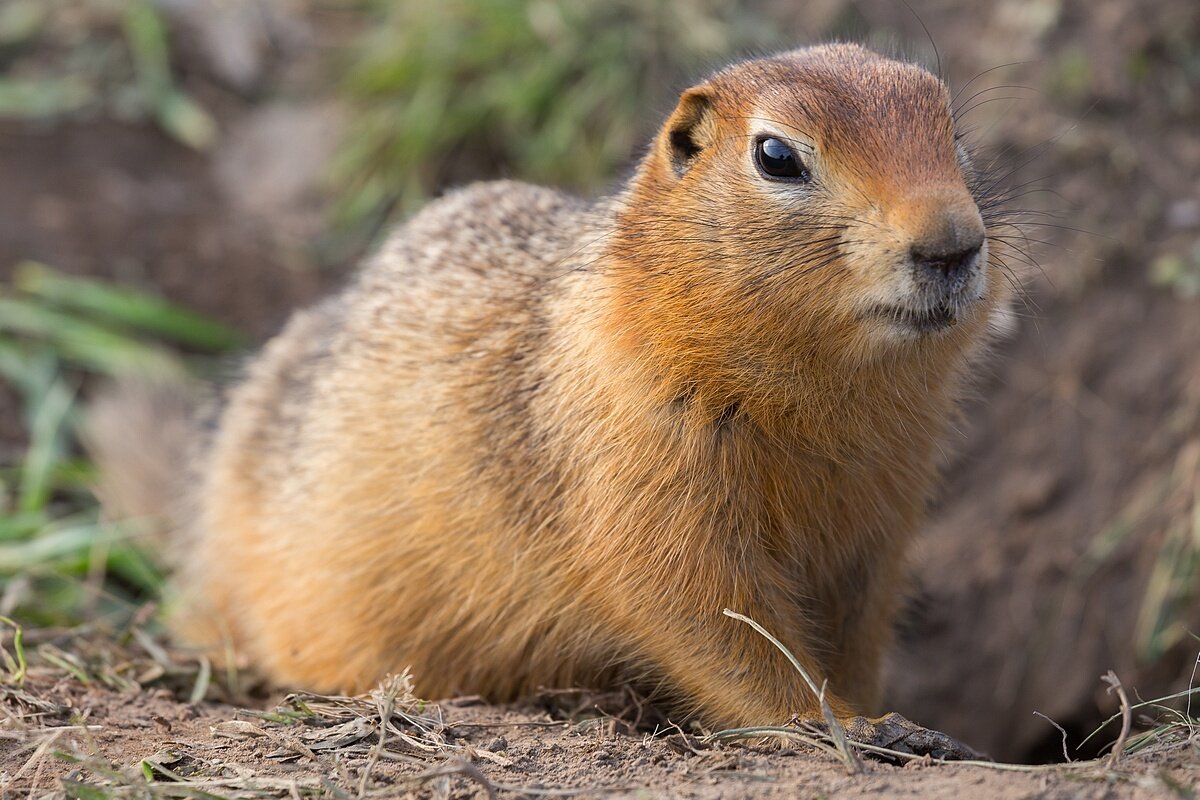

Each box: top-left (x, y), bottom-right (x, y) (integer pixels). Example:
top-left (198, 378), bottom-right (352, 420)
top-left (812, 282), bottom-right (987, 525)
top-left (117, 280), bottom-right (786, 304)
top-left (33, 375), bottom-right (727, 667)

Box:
top-left (0, 264), bottom-right (242, 628)
top-left (0, 0), bottom-right (215, 148)
top-left (1152, 244), bottom-right (1200, 300)
top-left (330, 0), bottom-right (785, 238)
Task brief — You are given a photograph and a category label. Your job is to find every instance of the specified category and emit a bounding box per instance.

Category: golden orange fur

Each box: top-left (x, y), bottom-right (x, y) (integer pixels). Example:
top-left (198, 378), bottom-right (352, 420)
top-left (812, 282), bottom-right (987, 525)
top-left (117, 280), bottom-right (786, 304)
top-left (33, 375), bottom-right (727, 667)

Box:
top-left (100, 44), bottom-right (1014, 730)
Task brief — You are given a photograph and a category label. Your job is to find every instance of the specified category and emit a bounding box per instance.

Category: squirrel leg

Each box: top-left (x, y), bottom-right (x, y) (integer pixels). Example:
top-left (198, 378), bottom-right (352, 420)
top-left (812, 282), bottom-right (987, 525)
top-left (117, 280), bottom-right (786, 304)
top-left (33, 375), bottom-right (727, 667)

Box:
top-left (616, 604), bottom-right (854, 729)
top-left (622, 605), bottom-right (982, 760)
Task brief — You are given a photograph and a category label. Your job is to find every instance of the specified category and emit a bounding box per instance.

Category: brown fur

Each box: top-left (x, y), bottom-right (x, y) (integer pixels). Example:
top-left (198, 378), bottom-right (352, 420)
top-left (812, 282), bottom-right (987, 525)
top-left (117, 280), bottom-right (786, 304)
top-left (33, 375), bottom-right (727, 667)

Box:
top-left (101, 45), bottom-right (1014, 729)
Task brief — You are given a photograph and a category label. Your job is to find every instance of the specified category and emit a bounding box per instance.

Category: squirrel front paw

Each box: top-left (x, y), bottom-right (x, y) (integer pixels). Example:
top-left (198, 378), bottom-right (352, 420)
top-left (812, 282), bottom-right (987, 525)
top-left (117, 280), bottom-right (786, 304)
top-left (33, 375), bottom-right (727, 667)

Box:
top-left (839, 712), bottom-right (986, 761)
top-left (792, 710), bottom-right (986, 762)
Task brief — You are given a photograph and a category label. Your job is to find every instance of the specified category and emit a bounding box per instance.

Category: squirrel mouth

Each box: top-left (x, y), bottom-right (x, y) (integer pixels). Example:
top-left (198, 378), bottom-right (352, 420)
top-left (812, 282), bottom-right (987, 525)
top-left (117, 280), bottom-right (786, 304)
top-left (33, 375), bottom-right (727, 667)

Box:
top-left (869, 303), bottom-right (958, 334)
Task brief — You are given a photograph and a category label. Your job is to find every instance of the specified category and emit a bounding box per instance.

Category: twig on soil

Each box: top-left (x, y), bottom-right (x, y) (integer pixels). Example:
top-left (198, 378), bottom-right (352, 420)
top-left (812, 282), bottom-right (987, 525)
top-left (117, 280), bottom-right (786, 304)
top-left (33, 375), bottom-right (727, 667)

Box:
top-left (722, 608), bottom-right (863, 774)
top-left (416, 758), bottom-right (498, 800)
top-left (486, 781), bottom-right (620, 797)
top-left (707, 725), bottom-right (1079, 772)
top-left (189, 653), bottom-right (211, 704)
top-left (414, 758), bottom-right (609, 799)
top-left (1102, 669), bottom-right (1132, 769)
top-left (1186, 648), bottom-right (1199, 733)
top-left (1, 726), bottom-right (67, 794)
top-left (357, 677), bottom-right (397, 797)
top-left (448, 719), bottom-right (569, 729)
top-left (1032, 711), bottom-right (1073, 762)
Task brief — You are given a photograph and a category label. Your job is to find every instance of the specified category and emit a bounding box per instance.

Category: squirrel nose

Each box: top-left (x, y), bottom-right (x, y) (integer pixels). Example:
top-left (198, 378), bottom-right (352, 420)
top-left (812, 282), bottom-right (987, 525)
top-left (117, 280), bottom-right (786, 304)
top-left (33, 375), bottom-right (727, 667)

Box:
top-left (904, 198), bottom-right (986, 287)
top-left (910, 239), bottom-right (983, 283)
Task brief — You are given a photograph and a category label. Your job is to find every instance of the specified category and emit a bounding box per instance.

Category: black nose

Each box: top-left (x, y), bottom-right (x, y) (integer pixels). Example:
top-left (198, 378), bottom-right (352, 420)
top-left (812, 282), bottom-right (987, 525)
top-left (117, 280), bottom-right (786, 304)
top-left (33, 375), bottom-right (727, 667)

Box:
top-left (911, 242), bottom-right (982, 285)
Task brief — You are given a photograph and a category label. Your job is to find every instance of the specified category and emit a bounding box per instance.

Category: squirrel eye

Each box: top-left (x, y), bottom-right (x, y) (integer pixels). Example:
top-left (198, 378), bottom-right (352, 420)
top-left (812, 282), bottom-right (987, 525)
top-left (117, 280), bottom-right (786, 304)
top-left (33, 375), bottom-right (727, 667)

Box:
top-left (755, 137), bottom-right (810, 182)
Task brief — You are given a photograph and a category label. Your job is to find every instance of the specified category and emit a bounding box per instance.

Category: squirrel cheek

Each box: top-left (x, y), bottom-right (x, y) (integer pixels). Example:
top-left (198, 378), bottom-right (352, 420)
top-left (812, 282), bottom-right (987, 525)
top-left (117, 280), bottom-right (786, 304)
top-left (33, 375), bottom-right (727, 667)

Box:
top-left (833, 228), bottom-right (913, 300)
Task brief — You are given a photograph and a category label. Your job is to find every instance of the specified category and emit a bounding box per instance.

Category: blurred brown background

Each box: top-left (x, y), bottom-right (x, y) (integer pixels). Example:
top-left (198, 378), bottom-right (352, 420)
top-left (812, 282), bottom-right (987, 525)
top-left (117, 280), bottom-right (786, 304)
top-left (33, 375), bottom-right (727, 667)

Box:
top-left (1, 0), bottom-right (1197, 763)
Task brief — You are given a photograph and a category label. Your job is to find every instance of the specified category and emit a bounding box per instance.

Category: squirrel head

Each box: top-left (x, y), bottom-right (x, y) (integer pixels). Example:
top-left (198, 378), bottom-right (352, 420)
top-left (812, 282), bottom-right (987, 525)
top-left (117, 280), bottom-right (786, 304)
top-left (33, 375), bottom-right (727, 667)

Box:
top-left (606, 44), bottom-right (1011, 416)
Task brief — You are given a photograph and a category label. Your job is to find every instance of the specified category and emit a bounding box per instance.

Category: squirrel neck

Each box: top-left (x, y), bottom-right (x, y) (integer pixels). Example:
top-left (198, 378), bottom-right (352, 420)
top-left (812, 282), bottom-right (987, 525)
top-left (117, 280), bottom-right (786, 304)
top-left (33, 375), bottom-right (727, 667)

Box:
top-left (547, 195), bottom-right (971, 463)
top-left (542, 218), bottom-right (952, 585)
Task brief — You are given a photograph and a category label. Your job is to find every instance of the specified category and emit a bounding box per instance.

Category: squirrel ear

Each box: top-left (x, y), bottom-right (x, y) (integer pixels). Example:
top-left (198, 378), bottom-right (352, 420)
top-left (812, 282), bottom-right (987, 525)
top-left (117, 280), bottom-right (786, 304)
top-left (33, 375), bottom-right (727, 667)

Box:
top-left (663, 87), bottom-right (716, 176)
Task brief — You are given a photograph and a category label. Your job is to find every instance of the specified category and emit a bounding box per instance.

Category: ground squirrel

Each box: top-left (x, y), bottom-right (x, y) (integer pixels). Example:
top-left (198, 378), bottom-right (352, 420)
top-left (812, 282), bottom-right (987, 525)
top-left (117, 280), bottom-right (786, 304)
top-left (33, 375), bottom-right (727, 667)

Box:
top-left (92, 44), bottom-right (1012, 753)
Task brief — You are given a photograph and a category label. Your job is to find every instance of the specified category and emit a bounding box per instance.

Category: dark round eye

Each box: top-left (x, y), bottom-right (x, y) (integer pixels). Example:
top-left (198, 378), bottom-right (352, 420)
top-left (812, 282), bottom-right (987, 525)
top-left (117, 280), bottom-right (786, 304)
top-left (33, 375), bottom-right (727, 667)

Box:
top-left (755, 137), bottom-right (810, 181)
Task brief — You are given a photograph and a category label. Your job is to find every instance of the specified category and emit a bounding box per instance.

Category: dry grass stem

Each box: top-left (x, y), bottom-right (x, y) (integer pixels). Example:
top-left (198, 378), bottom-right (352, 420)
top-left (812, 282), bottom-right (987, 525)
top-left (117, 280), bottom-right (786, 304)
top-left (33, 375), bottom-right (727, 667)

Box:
top-left (357, 677), bottom-right (397, 797)
top-left (1103, 669), bottom-right (1133, 769)
top-left (1032, 710), bottom-right (1073, 762)
top-left (1, 726), bottom-right (66, 794)
top-left (416, 757), bottom-right (498, 799)
top-left (722, 608), bottom-right (863, 774)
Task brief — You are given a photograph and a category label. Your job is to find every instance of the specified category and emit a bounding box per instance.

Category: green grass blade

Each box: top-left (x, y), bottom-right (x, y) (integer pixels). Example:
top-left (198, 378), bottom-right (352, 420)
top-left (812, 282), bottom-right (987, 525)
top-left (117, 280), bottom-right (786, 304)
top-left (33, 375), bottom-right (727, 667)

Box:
top-left (59, 779), bottom-right (110, 800)
top-left (0, 338), bottom-right (58, 417)
top-left (154, 88), bottom-right (218, 151)
top-left (0, 294), bottom-right (188, 378)
top-left (0, 339), bottom-right (26, 385)
top-left (105, 542), bottom-right (164, 593)
top-left (122, 0), bottom-right (171, 101)
top-left (0, 510), bottom-right (49, 542)
top-left (0, 0), bottom-right (47, 47)
top-left (0, 616), bottom-right (27, 684)
top-left (0, 523), bottom-right (103, 572)
top-left (121, 1), bottom-right (216, 151)
top-left (0, 75), bottom-right (91, 119)
top-left (15, 263), bottom-right (244, 352)
top-left (19, 376), bottom-right (76, 513)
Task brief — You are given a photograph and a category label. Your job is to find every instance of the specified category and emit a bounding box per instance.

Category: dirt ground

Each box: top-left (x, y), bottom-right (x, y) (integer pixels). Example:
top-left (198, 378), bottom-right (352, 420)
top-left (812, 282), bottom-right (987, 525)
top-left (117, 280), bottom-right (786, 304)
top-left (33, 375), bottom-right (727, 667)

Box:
top-left (3, 0), bottom-right (1200, 796)
top-left (3, 644), bottom-right (1198, 798)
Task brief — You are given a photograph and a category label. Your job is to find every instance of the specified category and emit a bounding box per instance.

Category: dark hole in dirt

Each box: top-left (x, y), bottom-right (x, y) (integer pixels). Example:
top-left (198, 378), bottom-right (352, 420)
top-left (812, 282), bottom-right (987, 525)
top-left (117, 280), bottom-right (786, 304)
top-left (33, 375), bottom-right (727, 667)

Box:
top-left (1023, 715), bottom-right (1109, 765)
